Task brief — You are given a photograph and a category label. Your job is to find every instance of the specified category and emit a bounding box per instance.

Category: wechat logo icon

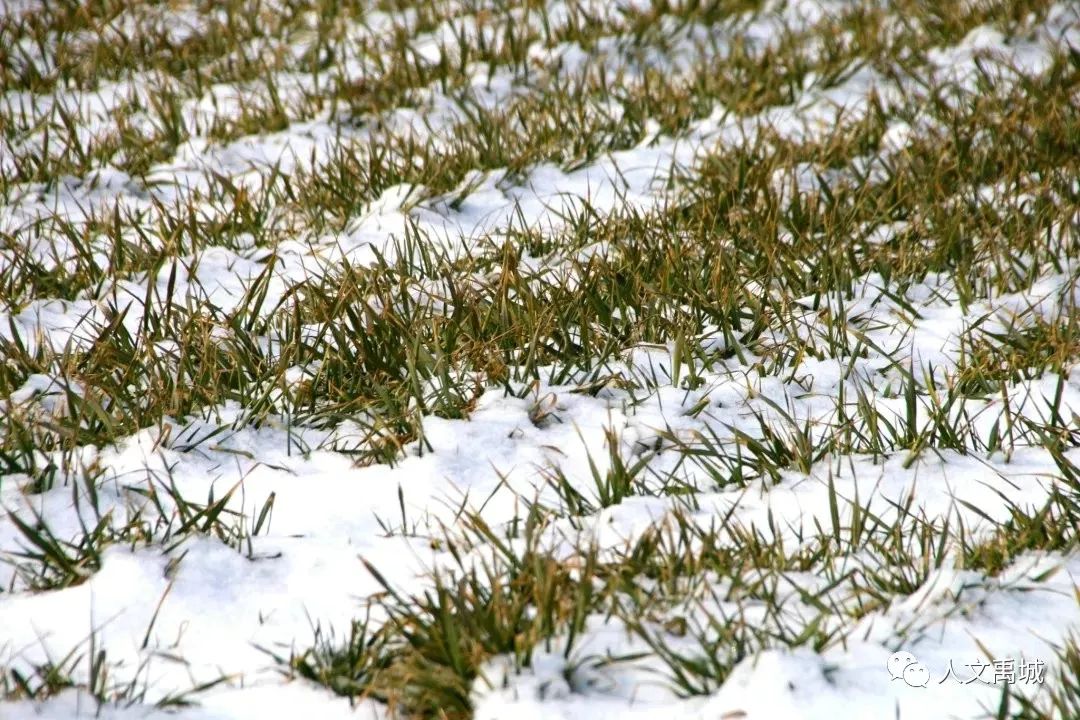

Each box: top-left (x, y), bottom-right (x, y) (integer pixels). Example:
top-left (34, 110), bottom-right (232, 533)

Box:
top-left (888, 651), bottom-right (930, 688)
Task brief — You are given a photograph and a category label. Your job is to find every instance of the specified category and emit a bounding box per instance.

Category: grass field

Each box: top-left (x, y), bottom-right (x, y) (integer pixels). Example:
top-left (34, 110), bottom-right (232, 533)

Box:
top-left (1, 0), bottom-right (1079, 718)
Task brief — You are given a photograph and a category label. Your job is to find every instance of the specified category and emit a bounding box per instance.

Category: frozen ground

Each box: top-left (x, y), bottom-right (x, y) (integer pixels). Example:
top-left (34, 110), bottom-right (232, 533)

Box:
top-left (1, 0), bottom-right (1079, 718)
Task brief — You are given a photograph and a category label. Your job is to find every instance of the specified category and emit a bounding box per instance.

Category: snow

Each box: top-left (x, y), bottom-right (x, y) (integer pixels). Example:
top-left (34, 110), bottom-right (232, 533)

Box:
top-left (2, 0), bottom-right (1080, 718)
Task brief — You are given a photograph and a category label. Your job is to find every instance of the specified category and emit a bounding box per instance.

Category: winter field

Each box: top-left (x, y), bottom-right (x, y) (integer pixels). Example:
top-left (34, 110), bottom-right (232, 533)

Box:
top-left (1, 0), bottom-right (1079, 718)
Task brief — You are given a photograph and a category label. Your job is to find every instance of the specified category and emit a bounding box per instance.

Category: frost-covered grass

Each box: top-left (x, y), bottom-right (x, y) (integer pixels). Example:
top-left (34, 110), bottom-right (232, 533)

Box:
top-left (1, 0), bottom-right (1080, 718)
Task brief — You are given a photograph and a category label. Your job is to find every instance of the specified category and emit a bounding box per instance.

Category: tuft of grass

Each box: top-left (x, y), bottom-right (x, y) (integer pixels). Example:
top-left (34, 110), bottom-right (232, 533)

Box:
top-left (995, 633), bottom-right (1080, 719)
top-left (276, 509), bottom-right (602, 718)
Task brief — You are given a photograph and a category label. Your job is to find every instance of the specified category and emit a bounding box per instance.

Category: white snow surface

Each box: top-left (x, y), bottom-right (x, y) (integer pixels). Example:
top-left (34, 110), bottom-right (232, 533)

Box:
top-left (2, 0), bottom-right (1080, 718)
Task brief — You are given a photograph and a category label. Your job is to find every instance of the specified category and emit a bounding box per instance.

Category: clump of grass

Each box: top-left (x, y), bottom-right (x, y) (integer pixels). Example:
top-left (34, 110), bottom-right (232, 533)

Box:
top-left (960, 483), bottom-right (1080, 577)
top-left (2, 454), bottom-right (276, 593)
top-left (994, 633), bottom-right (1080, 719)
top-left (279, 509), bottom-right (601, 718)
top-left (0, 627), bottom-right (230, 707)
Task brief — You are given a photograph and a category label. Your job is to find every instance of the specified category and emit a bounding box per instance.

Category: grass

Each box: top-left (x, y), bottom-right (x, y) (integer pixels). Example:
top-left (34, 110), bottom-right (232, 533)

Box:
top-left (1002, 633), bottom-right (1080, 718)
top-left (2, 453), bottom-right (277, 592)
top-left (1, 623), bottom-right (231, 708)
top-left (1, 0), bottom-right (1079, 717)
top-left (271, 508), bottom-right (602, 718)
